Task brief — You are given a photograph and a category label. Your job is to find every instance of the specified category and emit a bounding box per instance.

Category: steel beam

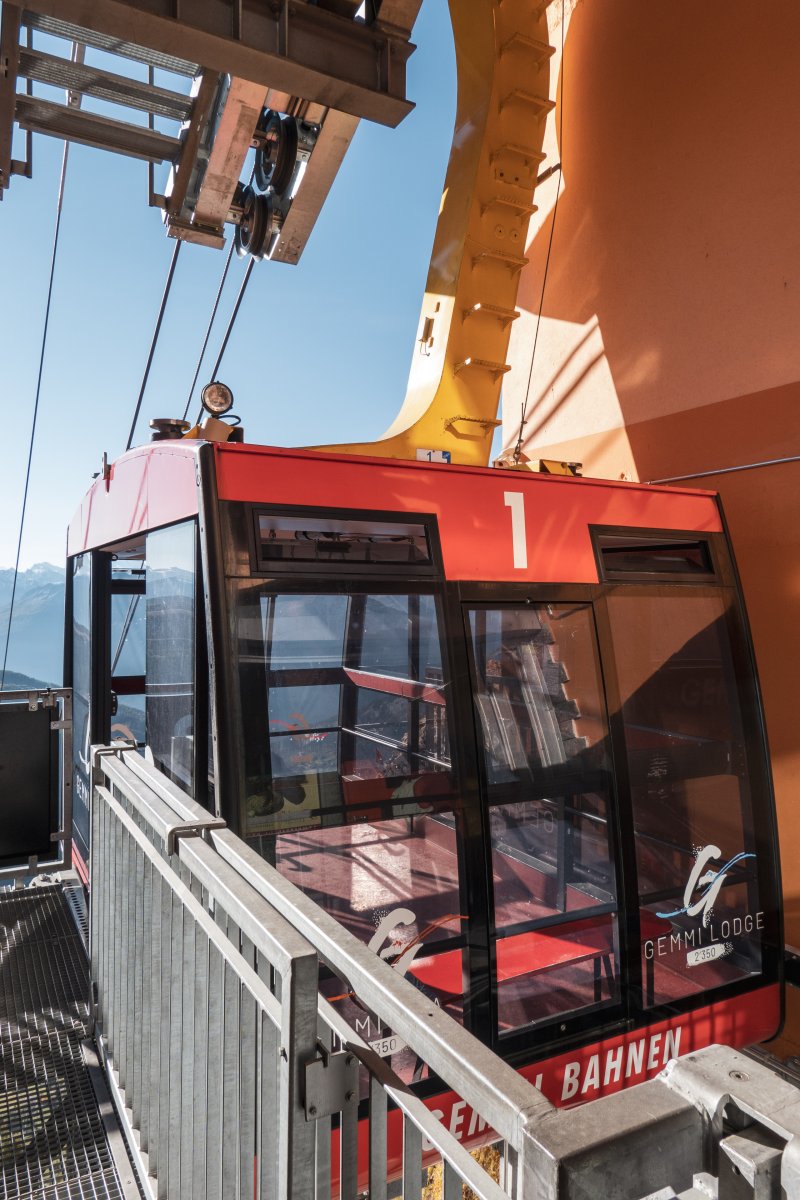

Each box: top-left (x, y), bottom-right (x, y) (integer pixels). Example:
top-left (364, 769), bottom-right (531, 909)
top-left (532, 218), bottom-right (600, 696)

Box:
top-left (375, 0), bottom-right (424, 36)
top-left (22, 12), bottom-right (198, 75)
top-left (0, 4), bottom-right (22, 195)
top-left (25, 0), bottom-right (415, 127)
top-left (165, 71), bottom-right (220, 221)
top-left (192, 77), bottom-right (267, 233)
top-left (18, 47), bottom-right (192, 121)
top-left (271, 108), bottom-right (358, 264)
top-left (15, 94), bottom-right (181, 162)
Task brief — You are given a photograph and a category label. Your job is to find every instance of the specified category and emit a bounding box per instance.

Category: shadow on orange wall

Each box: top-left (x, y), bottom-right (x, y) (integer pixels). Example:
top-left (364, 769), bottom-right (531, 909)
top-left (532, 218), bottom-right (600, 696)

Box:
top-left (508, 0), bottom-right (800, 958)
top-left (516, 0), bottom-right (800, 460)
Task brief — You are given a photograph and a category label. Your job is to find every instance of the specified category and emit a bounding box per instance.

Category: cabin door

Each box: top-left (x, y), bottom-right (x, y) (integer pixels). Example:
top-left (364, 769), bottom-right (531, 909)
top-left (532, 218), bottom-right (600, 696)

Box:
top-left (463, 596), bottom-right (626, 1044)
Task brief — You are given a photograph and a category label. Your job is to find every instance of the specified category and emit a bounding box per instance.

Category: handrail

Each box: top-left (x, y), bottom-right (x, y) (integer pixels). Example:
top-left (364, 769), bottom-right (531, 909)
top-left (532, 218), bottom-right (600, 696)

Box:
top-left (208, 822), bottom-right (554, 1147)
top-left (102, 747), bottom-right (555, 1141)
top-left (91, 755), bottom-right (320, 1199)
top-left (91, 744), bottom-right (553, 1199)
top-left (90, 744), bottom-right (800, 1199)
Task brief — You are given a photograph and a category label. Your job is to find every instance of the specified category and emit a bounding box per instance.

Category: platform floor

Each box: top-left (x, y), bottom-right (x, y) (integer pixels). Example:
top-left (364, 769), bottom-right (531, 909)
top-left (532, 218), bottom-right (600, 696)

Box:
top-left (0, 882), bottom-right (136, 1200)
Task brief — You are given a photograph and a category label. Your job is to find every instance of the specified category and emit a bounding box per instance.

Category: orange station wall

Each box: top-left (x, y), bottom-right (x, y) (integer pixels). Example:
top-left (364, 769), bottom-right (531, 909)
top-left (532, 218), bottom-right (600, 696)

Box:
top-left (502, 0), bottom-right (800, 1033)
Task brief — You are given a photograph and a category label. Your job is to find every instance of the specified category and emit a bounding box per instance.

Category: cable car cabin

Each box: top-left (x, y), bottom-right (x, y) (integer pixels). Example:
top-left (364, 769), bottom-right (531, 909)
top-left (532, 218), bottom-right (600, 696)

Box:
top-left (66, 440), bottom-right (782, 1113)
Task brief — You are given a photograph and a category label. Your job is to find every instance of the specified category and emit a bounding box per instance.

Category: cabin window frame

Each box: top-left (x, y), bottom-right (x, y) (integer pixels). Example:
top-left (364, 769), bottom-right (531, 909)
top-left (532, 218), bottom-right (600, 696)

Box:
top-left (245, 503), bottom-right (444, 579)
top-left (590, 524), bottom-right (723, 585)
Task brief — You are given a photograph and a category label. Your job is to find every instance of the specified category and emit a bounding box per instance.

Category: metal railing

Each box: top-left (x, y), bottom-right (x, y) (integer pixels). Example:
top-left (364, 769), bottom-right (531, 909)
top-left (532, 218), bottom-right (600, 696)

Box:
top-left (0, 687), bottom-right (71, 883)
top-left (90, 745), bottom-right (551, 1200)
top-left (90, 746), bottom-right (800, 1200)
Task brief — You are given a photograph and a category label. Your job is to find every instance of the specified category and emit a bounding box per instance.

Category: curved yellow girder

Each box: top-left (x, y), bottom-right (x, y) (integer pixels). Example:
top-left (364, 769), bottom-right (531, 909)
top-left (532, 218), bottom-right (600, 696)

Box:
top-left (310, 0), bottom-right (554, 466)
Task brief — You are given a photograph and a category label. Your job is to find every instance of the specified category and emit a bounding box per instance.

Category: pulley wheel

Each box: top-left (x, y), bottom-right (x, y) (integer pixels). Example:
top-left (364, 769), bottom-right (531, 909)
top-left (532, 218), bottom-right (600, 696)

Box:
top-left (235, 186), bottom-right (265, 259)
top-left (250, 193), bottom-right (273, 261)
top-left (254, 112), bottom-right (299, 197)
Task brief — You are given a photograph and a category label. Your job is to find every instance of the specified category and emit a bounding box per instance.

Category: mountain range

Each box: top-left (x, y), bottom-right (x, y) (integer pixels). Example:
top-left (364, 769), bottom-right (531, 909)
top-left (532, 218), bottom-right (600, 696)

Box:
top-left (0, 564), bottom-right (65, 686)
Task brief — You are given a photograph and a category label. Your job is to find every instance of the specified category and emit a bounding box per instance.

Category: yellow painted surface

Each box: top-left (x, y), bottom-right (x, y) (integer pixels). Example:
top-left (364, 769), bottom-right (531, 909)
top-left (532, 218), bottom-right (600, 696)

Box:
top-left (310, 0), bottom-right (554, 466)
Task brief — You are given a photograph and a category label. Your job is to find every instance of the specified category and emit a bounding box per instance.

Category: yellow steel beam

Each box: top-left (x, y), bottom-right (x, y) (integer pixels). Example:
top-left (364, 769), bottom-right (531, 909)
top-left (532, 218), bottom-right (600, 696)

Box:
top-left (310, 0), bottom-right (554, 467)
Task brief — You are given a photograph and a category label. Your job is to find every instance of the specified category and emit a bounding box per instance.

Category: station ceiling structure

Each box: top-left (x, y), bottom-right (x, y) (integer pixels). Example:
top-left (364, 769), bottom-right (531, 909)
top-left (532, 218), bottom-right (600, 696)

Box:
top-left (0, 0), bottom-right (421, 262)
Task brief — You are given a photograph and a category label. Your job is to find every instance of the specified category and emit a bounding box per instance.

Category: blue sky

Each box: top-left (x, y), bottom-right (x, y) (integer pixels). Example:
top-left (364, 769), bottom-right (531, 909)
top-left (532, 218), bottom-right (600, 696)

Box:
top-left (0, 2), bottom-right (456, 568)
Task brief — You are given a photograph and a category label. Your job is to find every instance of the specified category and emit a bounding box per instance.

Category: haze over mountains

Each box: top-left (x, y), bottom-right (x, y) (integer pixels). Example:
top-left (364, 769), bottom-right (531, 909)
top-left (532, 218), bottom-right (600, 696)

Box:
top-left (0, 563), bottom-right (65, 685)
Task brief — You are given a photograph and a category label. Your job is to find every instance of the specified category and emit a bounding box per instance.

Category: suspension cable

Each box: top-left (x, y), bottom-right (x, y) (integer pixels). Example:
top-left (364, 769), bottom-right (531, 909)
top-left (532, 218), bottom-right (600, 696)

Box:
top-left (195, 255), bottom-right (256, 423)
top-left (512, 0), bottom-right (565, 463)
top-left (181, 238), bottom-right (237, 422)
top-left (125, 238), bottom-right (183, 451)
top-left (182, 163), bottom-right (257, 423)
top-left (1, 138), bottom-right (72, 690)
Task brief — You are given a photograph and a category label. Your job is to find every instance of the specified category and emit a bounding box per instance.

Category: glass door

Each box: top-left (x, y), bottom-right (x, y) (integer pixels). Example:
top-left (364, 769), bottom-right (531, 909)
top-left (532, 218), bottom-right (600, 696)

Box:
top-left (464, 599), bottom-right (623, 1038)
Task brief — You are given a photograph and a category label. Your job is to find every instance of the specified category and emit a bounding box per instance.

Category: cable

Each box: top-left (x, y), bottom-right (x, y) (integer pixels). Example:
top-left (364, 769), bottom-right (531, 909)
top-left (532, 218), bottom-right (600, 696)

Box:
top-left (125, 238), bottom-right (183, 451)
top-left (194, 256), bottom-right (256, 423)
top-left (512, 0), bottom-right (566, 463)
top-left (182, 163), bottom-right (257, 422)
top-left (1, 138), bottom-right (71, 690)
top-left (181, 238), bottom-right (237, 422)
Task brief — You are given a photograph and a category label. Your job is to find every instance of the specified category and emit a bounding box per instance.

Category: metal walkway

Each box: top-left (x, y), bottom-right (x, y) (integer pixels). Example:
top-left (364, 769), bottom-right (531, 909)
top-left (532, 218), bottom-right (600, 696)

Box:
top-left (0, 882), bottom-right (136, 1200)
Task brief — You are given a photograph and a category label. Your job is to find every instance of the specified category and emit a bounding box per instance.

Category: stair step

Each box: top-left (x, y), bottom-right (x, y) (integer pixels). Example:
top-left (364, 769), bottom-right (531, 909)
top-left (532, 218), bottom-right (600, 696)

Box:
top-left (453, 358), bottom-right (512, 378)
top-left (490, 142), bottom-right (547, 166)
top-left (462, 303), bottom-right (520, 326)
top-left (499, 33), bottom-right (554, 66)
top-left (471, 247), bottom-right (529, 272)
top-left (494, 0), bottom-right (555, 10)
top-left (481, 194), bottom-right (538, 218)
top-left (500, 89), bottom-right (556, 117)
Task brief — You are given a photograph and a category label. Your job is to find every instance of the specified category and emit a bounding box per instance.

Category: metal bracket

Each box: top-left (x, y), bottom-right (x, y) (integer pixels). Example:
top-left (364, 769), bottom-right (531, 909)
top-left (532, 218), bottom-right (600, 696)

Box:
top-left (443, 414), bottom-right (502, 433)
top-left (166, 821), bottom-right (225, 857)
top-left (304, 1045), bottom-right (359, 1120)
top-left (91, 743), bottom-right (124, 786)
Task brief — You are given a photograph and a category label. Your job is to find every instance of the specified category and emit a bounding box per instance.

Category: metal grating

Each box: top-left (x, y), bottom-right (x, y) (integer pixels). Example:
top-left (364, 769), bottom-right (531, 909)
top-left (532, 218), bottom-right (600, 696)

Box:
top-left (0, 885), bottom-right (129, 1200)
top-left (62, 880), bottom-right (89, 957)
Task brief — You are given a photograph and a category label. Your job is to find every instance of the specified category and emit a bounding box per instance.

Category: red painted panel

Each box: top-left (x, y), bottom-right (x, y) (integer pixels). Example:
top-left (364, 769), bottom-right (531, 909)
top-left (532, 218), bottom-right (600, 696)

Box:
top-left (333, 984), bottom-right (779, 1191)
top-left (67, 443), bottom-right (200, 556)
top-left (410, 914), bottom-right (614, 995)
top-left (214, 444), bottom-right (723, 583)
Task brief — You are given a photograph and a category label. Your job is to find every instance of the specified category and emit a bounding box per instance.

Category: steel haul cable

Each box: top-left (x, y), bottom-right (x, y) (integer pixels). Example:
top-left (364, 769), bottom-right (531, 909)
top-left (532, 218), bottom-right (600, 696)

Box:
top-left (125, 239), bottom-right (183, 451)
top-left (1, 138), bottom-right (71, 690)
top-left (194, 256), bottom-right (256, 424)
top-left (182, 162), bottom-right (256, 423)
top-left (181, 238), bottom-right (237, 423)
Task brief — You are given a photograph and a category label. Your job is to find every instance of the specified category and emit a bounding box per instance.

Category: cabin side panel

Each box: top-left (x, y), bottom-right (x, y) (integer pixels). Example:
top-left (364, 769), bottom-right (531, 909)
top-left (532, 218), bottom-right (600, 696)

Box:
top-left (214, 446), bottom-right (723, 583)
top-left (67, 446), bottom-right (200, 555)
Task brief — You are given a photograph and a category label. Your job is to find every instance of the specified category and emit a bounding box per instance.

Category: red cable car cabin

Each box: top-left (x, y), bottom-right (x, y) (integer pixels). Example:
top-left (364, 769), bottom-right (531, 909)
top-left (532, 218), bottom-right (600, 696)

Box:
top-left (66, 440), bottom-right (782, 1117)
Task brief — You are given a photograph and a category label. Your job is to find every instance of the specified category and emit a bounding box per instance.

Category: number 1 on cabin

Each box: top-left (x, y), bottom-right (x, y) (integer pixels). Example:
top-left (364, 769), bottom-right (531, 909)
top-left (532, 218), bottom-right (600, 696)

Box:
top-left (504, 491), bottom-right (527, 569)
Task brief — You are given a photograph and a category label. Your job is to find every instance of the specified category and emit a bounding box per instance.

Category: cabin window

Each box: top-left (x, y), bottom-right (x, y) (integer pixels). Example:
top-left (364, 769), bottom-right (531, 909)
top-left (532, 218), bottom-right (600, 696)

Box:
top-left (593, 528), bottom-right (715, 581)
top-left (110, 556), bottom-right (146, 745)
top-left (235, 588), bottom-right (453, 834)
top-left (604, 588), bottom-right (763, 1007)
top-left (70, 553), bottom-right (92, 863)
top-left (145, 522), bottom-right (196, 794)
top-left (467, 602), bottom-right (619, 1033)
top-left (254, 511), bottom-right (432, 568)
top-left (232, 582), bottom-right (466, 1046)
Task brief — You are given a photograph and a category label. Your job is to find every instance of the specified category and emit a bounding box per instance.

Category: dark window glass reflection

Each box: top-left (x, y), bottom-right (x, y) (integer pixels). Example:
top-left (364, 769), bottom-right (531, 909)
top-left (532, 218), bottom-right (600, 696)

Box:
top-left (71, 554), bottom-right (92, 861)
top-left (468, 603), bottom-right (619, 1033)
top-left (605, 589), bottom-right (762, 1007)
top-left (146, 522), bottom-right (196, 794)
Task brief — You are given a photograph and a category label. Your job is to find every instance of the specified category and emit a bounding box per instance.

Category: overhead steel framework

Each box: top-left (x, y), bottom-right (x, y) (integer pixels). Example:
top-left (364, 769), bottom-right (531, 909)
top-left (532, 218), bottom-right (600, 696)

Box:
top-left (0, 0), bottom-right (421, 262)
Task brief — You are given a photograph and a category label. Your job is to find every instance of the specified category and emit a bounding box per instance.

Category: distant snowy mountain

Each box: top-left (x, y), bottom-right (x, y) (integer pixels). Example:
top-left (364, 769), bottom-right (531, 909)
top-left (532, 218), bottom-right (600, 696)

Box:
top-left (0, 564), bottom-right (65, 686)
